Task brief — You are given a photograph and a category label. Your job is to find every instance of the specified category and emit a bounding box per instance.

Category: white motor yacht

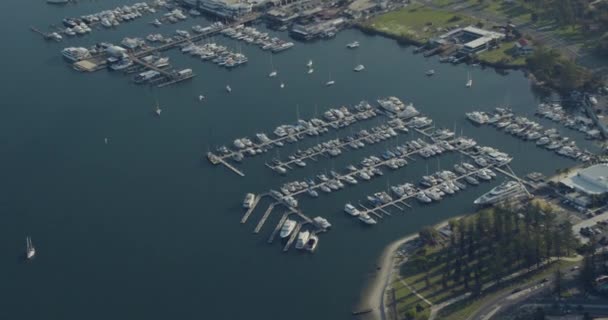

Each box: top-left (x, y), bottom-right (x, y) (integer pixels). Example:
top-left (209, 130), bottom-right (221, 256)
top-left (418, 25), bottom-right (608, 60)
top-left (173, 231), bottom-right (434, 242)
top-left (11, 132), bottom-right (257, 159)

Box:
top-left (474, 181), bottom-right (525, 205)
top-left (416, 192), bottom-right (432, 203)
top-left (243, 193), bottom-right (255, 209)
top-left (466, 111), bottom-right (489, 125)
top-left (313, 216), bottom-right (331, 229)
top-left (295, 230), bottom-right (311, 249)
top-left (346, 41), bottom-right (360, 48)
top-left (61, 47), bottom-right (91, 62)
top-left (358, 213), bottom-right (377, 225)
top-left (279, 219), bottom-right (297, 238)
top-left (344, 203), bottom-right (360, 216)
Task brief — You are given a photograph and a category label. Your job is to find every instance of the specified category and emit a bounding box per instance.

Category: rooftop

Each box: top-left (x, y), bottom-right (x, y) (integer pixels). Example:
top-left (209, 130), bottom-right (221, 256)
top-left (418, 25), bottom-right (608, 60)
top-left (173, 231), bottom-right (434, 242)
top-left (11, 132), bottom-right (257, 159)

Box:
top-left (561, 163), bottom-right (608, 195)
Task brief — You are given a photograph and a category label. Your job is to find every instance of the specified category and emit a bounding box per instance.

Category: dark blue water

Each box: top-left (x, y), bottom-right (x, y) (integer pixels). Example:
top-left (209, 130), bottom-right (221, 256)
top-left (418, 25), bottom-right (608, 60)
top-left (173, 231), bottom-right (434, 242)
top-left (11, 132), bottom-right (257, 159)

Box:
top-left (0, 1), bottom-right (595, 319)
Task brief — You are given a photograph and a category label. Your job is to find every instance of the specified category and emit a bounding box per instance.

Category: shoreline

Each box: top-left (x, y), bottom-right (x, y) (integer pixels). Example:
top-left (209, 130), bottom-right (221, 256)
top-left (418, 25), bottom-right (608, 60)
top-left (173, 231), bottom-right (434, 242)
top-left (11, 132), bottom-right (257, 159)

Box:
top-left (353, 218), bottom-right (459, 320)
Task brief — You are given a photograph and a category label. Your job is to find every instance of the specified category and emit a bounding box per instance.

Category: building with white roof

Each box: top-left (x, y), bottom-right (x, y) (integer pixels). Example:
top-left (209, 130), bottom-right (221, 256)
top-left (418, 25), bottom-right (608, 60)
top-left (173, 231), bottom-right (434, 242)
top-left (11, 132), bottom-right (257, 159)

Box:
top-left (560, 163), bottom-right (608, 196)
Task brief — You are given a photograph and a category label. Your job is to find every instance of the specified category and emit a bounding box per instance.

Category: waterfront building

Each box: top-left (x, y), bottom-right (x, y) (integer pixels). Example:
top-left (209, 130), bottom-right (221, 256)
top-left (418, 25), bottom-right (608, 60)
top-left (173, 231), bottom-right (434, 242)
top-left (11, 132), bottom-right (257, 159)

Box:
top-left (560, 163), bottom-right (608, 196)
top-left (183, 0), bottom-right (253, 18)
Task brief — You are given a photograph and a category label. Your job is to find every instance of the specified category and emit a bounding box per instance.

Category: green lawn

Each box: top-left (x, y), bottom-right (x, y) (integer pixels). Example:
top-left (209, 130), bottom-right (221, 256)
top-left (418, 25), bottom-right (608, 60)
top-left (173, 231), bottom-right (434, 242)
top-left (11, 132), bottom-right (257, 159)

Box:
top-left (477, 42), bottom-right (526, 66)
top-left (366, 4), bottom-right (478, 43)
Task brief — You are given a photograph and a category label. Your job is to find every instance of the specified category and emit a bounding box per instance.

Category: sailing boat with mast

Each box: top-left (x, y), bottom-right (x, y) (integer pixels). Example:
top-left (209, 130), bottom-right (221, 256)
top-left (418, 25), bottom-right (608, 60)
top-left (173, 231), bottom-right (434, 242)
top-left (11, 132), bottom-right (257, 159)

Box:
top-left (353, 52), bottom-right (365, 72)
top-left (466, 71), bottom-right (472, 87)
top-left (26, 236), bottom-right (35, 260)
top-left (268, 54), bottom-right (277, 78)
top-left (154, 100), bottom-right (162, 116)
top-left (325, 72), bottom-right (335, 86)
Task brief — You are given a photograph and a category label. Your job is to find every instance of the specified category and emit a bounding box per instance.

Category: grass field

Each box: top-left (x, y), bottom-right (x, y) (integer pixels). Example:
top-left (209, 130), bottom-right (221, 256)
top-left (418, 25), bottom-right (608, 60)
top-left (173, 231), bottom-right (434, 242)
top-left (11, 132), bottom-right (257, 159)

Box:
top-left (366, 4), bottom-right (478, 43)
top-left (477, 42), bottom-right (526, 66)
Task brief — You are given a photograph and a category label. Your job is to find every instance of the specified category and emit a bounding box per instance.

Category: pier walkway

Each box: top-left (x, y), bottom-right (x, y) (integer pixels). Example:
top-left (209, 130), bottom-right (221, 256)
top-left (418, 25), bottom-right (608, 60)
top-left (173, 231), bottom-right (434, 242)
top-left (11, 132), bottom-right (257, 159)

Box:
top-left (266, 125), bottom-right (407, 173)
top-left (357, 165), bottom-right (497, 217)
top-left (134, 13), bottom-right (261, 58)
top-left (240, 194), bottom-right (265, 224)
top-left (208, 108), bottom-right (381, 176)
top-left (284, 141), bottom-right (447, 199)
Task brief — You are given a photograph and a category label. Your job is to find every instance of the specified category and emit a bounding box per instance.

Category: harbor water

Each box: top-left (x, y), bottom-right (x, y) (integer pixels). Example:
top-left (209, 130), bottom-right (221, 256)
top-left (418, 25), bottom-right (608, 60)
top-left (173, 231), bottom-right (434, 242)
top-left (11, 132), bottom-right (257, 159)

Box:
top-left (0, 1), bottom-right (598, 319)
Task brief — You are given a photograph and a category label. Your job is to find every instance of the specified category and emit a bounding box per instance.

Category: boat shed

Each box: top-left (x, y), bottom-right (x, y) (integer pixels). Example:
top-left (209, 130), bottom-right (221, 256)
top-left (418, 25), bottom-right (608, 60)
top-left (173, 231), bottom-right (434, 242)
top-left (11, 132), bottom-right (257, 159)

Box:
top-left (459, 26), bottom-right (505, 54)
top-left (560, 163), bottom-right (608, 196)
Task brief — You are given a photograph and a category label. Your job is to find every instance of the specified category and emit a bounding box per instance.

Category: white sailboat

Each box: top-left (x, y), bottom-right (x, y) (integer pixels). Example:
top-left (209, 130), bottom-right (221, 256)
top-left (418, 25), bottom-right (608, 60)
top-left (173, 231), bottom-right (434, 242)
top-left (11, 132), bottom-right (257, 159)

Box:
top-left (308, 68), bottom-right (314, 74)
top-left (198, 94), bottom-right (205, 101)
top-left (155, 101), bottom-right (162, 116)
top-left (26, 236), bottom-right (35, 260)
top-left (226, 85), bottom-right (232, 93)
top-left (325, 72), bottom-right (335, 86)
top-left (280, 82), bottom-right (285, 89)
top-left (466, 71), bottom-right (472, 88)
top-left (268, 54), bottom-right (277, 78)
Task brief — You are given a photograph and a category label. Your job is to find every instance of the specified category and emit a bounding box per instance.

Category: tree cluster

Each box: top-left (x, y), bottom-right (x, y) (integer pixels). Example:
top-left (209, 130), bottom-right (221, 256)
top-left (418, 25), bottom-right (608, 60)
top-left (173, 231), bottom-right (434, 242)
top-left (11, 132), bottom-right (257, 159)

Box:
top-left (406, 203), bottom-right (579, 298)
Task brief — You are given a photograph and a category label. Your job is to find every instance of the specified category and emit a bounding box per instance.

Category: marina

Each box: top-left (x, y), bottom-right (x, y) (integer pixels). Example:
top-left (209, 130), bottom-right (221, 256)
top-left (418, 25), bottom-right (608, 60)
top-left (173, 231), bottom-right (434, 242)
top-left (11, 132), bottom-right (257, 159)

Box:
top-left (61, 16), bottom-right (260, 87)
top-left (266, 120), bottom-right (409, 174)
top-left (10, 0), bottom-right (607, 316)
top-left (206, 101), bottom-right (381, 176)
top-left (240, 108), bottom-right (529, 243)
top-left (465, 108), bottom-right (594, 162)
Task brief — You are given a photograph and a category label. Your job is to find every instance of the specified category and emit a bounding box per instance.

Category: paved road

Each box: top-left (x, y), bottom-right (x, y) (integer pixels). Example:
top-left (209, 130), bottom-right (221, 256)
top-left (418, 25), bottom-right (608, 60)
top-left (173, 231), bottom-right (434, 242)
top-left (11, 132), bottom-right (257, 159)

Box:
top-left (468, 265), bottom-right (581, 320)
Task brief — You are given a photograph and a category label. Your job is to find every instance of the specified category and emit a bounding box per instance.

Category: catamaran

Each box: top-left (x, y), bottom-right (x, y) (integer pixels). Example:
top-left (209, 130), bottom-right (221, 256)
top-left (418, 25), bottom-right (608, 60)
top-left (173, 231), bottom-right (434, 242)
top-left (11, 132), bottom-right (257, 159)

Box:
top-left (26, 236), bottom-right (35, 260)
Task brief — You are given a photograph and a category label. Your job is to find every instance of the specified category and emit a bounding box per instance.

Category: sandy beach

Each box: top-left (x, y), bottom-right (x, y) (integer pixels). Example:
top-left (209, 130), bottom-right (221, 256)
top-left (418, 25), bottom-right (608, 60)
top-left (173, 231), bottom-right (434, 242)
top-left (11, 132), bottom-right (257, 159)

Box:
top-left (353, 220), bottom-right (456, 320)
top-left (353, 233), bottom-right (419, 320)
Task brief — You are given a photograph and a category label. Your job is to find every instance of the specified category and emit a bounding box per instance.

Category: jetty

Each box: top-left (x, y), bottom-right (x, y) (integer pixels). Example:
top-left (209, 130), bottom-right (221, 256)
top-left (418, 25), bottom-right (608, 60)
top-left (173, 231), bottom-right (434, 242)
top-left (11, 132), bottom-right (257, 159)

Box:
top-left (207, 106), bottom-right (380, 176)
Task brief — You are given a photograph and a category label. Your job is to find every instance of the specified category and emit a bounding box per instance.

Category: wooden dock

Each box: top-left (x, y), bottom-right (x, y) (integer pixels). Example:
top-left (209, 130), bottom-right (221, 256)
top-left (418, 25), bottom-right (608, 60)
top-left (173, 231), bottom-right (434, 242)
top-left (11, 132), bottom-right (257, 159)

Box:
top-left (358, 165), bottom-right (497, 217)
top-left (284, 140), bottom-right (444, 199)
top-left (253, 203), bottom-right (277, 233)
top-left (212, 107), bottom-right (381, 166)
top-left (283, 222), bottom-right (304, 252)
top-left (267, 124), bottom-right (406, 173)
top-left (215, 155), bottom-right (245, 177)
top-left (133, 13), bottom-right (261, 59)
top-left (268, 212), bottom-right (291, 244)
top-left (240, 194), bottom-right (262, 224)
